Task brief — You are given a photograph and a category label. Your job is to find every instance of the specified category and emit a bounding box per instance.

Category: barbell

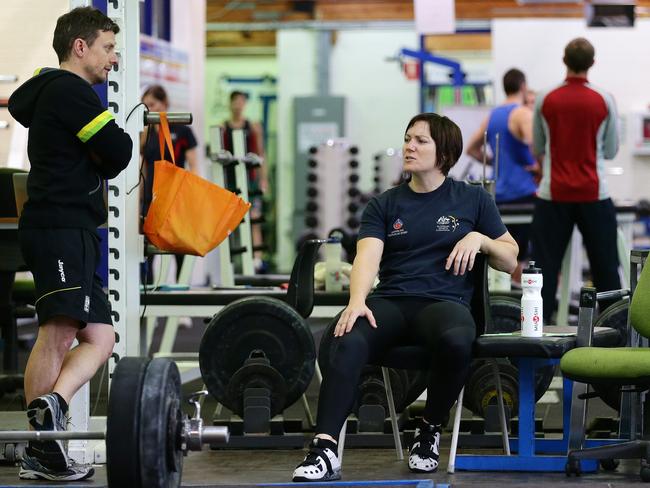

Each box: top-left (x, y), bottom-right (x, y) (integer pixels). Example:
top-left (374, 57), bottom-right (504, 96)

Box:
top-left (0, 357), bottom-right (229, 488)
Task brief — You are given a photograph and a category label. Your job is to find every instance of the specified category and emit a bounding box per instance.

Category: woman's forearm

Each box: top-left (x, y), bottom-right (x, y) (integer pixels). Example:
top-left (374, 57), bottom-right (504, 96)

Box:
top-left (480, 233), bottom-right (518, 274)
top-left (348, 254), bottom-right (380, 305)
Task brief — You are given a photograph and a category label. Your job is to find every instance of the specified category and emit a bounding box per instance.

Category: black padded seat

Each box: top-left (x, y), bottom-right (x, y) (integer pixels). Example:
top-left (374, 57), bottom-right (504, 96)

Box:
top-left (371, 327), bottom-right (622, 374)
top-left (474, 326), bottom-right (622, 359)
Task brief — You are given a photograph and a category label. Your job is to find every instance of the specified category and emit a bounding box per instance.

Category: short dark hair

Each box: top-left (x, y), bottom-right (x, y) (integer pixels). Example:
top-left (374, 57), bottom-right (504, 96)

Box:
top-left (53, 7), bottom-right (119, 63)
top-left (563, 38), bottom-right (595, 73)
top-left (503, 68), bottom-right (526, 95)
top-left (405, 113), bottom-right (463, 176)
top-left (229, 91), bottom-right (248, 102)
top-left (142, 84), bottom-right (168, 105)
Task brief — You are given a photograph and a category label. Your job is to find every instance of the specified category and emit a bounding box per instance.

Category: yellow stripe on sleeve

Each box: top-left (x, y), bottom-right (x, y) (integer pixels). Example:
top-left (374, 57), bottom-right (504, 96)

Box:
top-left (33, 68), bottom-right (43, 76)
top-left (76, 110), bottom-right (114, 143)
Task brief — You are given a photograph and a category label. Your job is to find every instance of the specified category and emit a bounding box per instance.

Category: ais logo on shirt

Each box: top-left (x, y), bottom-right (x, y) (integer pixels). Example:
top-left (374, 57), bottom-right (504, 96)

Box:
top-left (388, 218), bottom-right (408, 237)
top-left (436, 215), bottom-right (458, 232)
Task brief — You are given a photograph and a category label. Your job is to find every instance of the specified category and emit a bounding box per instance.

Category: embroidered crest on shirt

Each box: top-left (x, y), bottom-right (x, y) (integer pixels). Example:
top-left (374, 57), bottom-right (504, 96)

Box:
top-left (388, 218), bottom-right (408, 237)
top-left (436, 215), bottom-right (458, 232)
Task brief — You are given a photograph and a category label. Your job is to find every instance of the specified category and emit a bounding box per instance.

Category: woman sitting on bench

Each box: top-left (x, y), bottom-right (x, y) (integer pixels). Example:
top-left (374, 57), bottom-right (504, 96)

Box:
top-left (292, 113), bottom-right (518, 481)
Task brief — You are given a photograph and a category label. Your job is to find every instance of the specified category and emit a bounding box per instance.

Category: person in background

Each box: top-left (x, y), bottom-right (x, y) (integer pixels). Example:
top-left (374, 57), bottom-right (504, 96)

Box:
top-left (531, 37), bottom-right (620, 322)
top-left (222, 90), bottom-right (267, 271)
top-left (141, 85), bottom-right (199, 326)
top-left (291, 113), bottom-right (518, 482)
top-left (525, 89), bottom-right (537, 110)
top-left (466, 68), bottom-right (538, 284)
top-left (8, 6), bottom-right (132, 481)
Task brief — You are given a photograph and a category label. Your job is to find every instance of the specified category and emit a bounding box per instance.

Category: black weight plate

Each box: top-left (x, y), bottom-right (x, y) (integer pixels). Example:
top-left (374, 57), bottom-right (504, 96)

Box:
top-left (106, 357), bottom-right (150, 488)
top-left (355, 366), bottom-right (410, 414)
top-left (594, 298), bottom-right (628, 347)
top-left (225, 361), bottom-right (288, 416)
top-left (466, 361), bottom-right (519, 417)
top-left (200, 297), bottom-right (316, 415)
top-left (139, 358), bottom-right (183, 488)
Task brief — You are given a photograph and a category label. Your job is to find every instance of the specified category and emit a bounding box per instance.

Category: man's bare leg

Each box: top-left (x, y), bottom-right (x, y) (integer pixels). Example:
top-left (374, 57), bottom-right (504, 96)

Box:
top-left (24, 317), bottom-right (80, 405)
top-left (53, 323), bottom-right (115, 404)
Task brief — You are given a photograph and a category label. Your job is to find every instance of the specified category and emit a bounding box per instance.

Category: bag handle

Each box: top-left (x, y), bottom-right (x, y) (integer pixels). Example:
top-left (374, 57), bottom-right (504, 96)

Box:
top-left (158, 112), bottom-right (176, 165)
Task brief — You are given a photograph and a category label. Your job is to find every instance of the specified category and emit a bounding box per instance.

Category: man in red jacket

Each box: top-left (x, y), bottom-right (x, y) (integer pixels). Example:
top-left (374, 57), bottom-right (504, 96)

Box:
top-left (531, 38), bottom-right (620, 322)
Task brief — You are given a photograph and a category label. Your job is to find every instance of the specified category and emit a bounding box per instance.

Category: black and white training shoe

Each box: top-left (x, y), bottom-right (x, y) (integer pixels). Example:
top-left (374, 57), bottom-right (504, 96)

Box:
top-left (292, 437), bottom-right (341, 482)
top-left (408, 423), bottom-right (441, 473)
top-left (19, 453), bottom-right (94, 481)
top-left (26, 393), bottom-right (69, 471)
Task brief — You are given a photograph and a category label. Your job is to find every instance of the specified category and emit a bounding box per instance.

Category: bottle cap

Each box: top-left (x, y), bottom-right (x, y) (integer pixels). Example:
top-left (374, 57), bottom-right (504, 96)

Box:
top-left (523, 260), bottom-right (541, 274)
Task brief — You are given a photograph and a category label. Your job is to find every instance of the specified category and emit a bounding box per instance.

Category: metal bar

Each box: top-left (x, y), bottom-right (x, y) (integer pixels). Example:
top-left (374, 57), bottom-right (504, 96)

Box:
top-left (0, 431), bottom-right (105, 441)
top-left (144, 112), bottom-right (193, 126)
top-left (447, 387), bottom-right (464, 474)
top-left (381, 367), bottom-right (403, 461)
top-left (490, 359), bottom-right (511, 456)
top-left (206, 19), bottom-right (491, 32)
top-left (209, 125), bottom-right (235, 287)
top-left (232, 129), bottom-right (255, 276)
top-left (576, 287), bottom-right (596, 348)
top-left (596, 288), bottom-right (630, 301)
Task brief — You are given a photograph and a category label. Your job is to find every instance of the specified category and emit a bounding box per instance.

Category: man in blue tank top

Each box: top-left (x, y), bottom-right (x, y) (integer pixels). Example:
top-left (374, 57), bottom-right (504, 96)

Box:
top-left (467, 68), bottom-right (538, 282)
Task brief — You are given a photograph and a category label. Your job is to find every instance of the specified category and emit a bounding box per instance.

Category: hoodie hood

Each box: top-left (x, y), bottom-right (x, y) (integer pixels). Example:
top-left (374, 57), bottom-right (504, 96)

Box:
top-left (8, 68), bottom-right (73, 128)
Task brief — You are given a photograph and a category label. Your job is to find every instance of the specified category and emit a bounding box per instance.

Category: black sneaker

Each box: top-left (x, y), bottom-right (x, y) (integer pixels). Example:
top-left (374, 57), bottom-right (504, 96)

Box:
top-left (19, 452), bottom-right (94, 481)
top-left (292, 438), bottom-right (342, 482)
top-left (26, 394), bottom-right (69, 470)
top-left (408, 423), bottom-right (441, 473)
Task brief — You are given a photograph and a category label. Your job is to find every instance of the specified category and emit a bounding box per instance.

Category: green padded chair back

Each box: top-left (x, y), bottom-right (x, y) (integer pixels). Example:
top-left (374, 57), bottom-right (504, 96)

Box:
top-left (631, 259), bottom-right (650, 339)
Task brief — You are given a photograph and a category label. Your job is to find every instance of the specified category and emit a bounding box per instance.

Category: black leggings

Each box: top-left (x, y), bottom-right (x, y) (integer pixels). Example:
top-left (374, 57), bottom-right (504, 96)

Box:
top-left (316, 296), bottom-right (476, 439)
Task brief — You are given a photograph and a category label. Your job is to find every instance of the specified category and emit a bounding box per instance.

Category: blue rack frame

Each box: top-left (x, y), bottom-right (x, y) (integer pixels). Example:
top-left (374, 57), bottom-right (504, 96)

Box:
top-left (455, 357), bottom-right (625, 472)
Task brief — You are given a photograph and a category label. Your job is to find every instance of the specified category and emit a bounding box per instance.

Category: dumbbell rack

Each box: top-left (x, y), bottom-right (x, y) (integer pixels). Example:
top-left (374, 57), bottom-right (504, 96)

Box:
top-left (208, 125), bottom-right (256, 286)
top-left (302, 140), bottom-right (362, 244)
top-left (372, 148), bottom-right (404, 194)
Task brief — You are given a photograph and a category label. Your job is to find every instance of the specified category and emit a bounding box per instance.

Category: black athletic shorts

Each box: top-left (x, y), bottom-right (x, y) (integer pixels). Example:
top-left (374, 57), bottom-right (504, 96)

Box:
top-left (18, 228), bottom-right (112, 327)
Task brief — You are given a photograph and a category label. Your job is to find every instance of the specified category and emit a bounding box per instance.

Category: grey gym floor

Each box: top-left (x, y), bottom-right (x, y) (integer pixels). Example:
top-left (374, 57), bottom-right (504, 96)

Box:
top-left (0, 317), bottom-right (646, 487)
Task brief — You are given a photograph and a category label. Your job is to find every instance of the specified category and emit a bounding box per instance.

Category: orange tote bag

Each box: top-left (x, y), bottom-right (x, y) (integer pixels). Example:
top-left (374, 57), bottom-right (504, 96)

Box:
top-left (143, 113), bottom-right (251, 256)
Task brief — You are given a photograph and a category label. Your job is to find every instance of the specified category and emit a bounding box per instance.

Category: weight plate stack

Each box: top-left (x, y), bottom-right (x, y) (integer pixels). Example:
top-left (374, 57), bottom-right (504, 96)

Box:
top-left (199, 296), bottom-right (316, 417)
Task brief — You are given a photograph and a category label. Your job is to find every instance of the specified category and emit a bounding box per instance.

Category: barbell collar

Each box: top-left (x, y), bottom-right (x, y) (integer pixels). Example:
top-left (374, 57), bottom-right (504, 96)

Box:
top-left (0, 431), bottom-right (105, 441)
top-left (200, 426), bottom-right (230, 445)
top-left (144, 112), bottom-right (193, 126)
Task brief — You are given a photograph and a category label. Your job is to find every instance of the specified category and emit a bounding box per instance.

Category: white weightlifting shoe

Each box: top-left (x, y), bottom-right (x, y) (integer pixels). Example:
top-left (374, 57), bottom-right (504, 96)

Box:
top-left (292, 437), bottom-right (341, 482)
top-left (408, 423), bottom-right (441, 473)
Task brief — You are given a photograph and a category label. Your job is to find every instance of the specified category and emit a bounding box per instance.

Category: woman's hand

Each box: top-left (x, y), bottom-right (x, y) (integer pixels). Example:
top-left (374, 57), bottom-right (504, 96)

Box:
top-left (333, 300), bottom-right (377, 337)
top-left (446, 231), bottom-right (484, 276)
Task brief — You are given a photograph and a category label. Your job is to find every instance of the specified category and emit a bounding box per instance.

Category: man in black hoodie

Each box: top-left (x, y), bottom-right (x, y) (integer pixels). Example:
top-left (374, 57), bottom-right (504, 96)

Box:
top-left (8, 6), bottom-right (132, 481)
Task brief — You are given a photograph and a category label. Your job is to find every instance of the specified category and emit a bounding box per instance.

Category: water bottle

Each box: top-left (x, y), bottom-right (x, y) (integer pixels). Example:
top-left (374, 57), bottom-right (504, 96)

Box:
top-left (325, 237), bottom-right (343, 292)
top-left (521, 261), bottom-right (543, 337)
